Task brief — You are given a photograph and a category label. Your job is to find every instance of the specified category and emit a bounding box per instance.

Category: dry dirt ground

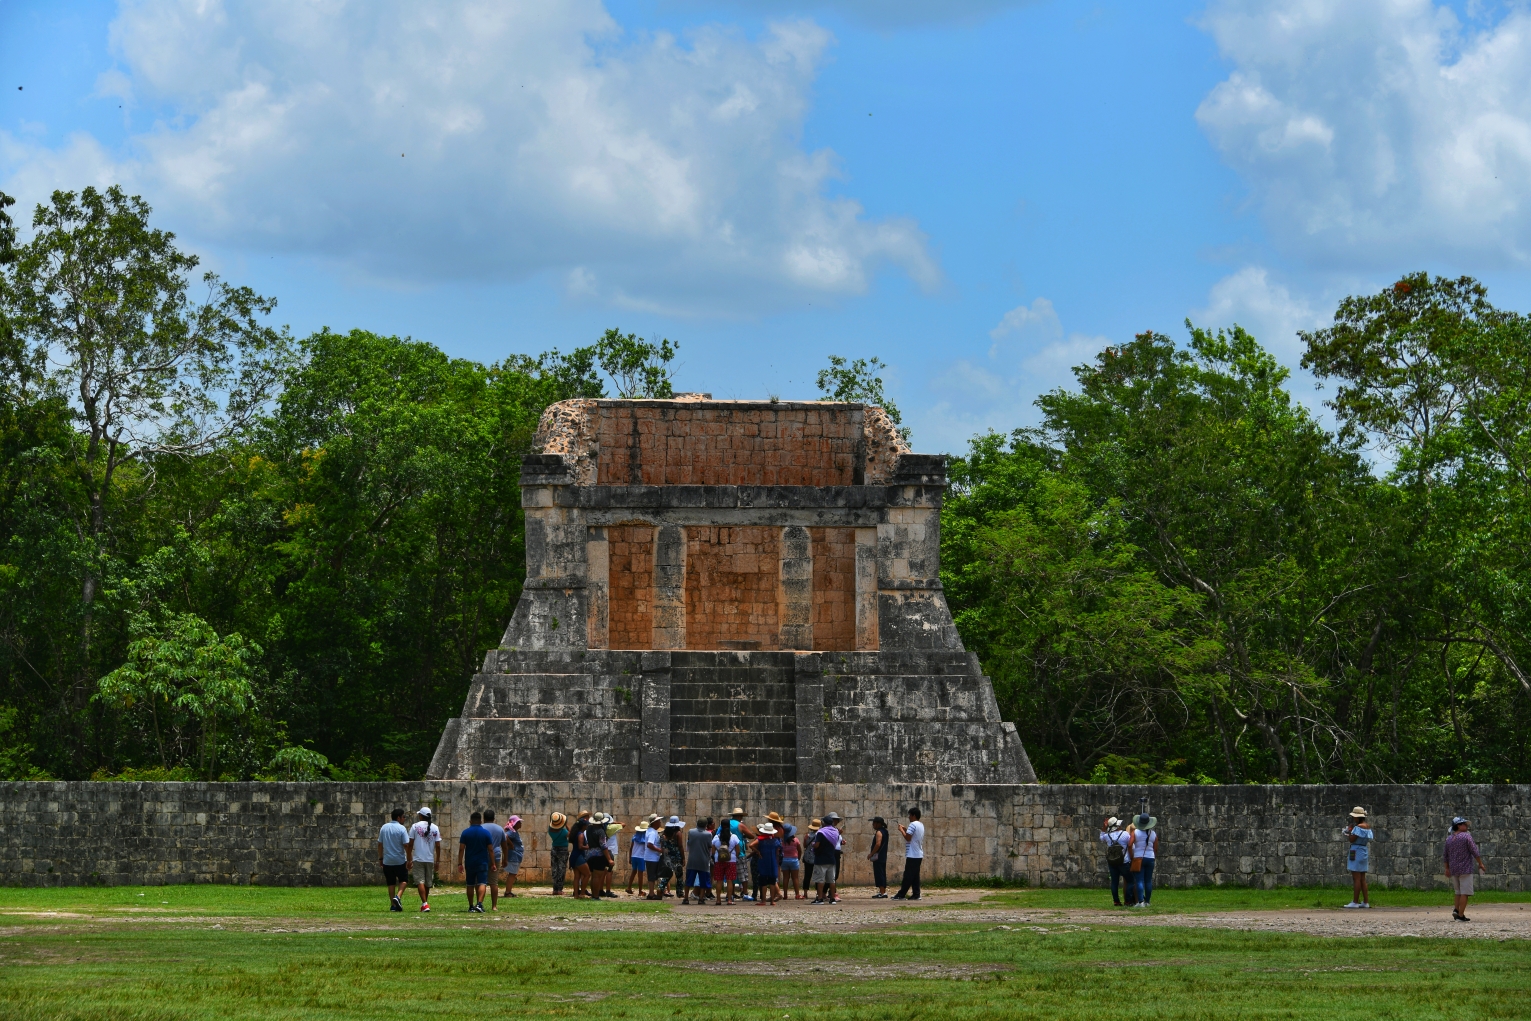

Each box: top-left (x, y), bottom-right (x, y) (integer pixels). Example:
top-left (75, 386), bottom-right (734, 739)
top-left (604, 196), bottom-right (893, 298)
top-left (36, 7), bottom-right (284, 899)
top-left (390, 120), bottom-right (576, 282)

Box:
top-left (502, 888), bottom-right (1531, 941)
top-left (6, 888), bottom-right (1529, 941)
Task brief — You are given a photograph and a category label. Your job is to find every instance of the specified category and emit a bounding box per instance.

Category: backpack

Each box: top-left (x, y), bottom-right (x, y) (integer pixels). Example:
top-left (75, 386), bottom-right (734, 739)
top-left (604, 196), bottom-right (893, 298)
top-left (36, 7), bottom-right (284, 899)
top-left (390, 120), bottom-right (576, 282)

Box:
top-left (1106, 832), bottom-right (1126, 866)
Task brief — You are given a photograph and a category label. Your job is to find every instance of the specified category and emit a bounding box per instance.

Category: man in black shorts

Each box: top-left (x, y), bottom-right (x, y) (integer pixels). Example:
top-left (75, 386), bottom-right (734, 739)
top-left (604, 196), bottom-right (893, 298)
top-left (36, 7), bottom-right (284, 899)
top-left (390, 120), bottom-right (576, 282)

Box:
top-left (377, 808), bottom-right (411, 911)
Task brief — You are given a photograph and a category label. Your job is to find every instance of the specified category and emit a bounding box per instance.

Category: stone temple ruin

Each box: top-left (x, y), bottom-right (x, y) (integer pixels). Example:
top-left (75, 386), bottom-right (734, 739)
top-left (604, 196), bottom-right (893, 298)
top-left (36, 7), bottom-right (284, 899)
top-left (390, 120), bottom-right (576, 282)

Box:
top-left (427, 397), bottom-right (1036, 785)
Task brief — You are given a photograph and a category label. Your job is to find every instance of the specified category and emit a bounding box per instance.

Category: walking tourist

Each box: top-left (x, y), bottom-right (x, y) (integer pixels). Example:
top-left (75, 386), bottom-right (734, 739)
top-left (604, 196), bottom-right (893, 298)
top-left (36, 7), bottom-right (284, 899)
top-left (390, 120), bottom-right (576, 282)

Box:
top-left (1127, 812), bottom-right (1157, 907)
top-left (893, 806), bottom-right (924, 900)
top-left (868, 817), bottom-right (890, 897)
top-left (754, 822), bottom-right (783, 905)
top-left (626, 819), bottom-right (649, 896)
top-left (407, 806), bottom-right (441, 912)
top-left (1445, 816), bottom-right (1487, 922)
top-left (1100, 816), bottom-right (1131, 907)
top-left (547, 812), bottom-right (570, 896)
top-left (683, 817), bottom-right (713, 905)
top-left (378, 807), bottom-right (410, 912)
top-left (456, 810), bottom-right (494, 913)
top-left (812, 812), bottom-right (842, 904)
top-left (501, 815), bottom-right (524, 897)
top-left (481, 809), bottom-right (505, 910)
top-left (781, 825), bottom-right (803, 899)
top-left (1342, 807), bottom-right (1374, 909)
top-left (713, 818), bottom-right (741, 904)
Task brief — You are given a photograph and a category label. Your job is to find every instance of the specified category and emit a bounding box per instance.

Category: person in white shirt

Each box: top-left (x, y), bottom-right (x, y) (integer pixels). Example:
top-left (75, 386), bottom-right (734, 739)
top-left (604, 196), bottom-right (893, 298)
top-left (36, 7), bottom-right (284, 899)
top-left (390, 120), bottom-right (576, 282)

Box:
top-left (1127, 813), bottom-right (1157, 907)
top-left (892, 807), bottom-right (925, 900)
top-left (1099, 817), bottom-right (1132, 906)
top-left (407, 806), bottom-right (442, 912)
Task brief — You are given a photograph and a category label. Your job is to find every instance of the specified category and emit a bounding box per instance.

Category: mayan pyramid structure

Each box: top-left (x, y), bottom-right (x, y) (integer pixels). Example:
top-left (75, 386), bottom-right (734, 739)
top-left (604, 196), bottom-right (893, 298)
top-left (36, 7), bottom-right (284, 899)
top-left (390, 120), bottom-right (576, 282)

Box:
top-left (428, 396), bottom-right (1036, 784)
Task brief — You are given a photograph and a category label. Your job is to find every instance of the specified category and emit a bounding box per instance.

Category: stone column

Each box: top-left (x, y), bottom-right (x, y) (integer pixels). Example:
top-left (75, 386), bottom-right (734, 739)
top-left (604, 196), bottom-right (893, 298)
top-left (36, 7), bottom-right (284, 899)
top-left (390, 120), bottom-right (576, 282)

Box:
top-left (640, 651), bottom-right (672, 781)
top-left (854, 527), bottom-right (879, 650)
top-left (794, 653), bottom-right (825, 783)
top-left (652, 524), bottom-right (687, 650)
top-left (586, 526), bottom-right (609, 650)
top-left (779, 525), bottom-right (813, 650)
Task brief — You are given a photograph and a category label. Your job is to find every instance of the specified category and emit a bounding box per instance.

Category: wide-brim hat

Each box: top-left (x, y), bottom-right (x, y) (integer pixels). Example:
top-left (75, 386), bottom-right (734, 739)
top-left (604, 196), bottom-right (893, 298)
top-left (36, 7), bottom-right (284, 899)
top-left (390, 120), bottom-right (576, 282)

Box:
top-left (550, 812), bottom-right (567, 828)
top-left (1134, 815), bottom-right (1156, 830)
top-left (1106, 816), bottom-right (1122, 829)
top-left (824, 812), bottom-right (842, 823)
top-left (634, 820), bottom-right (649, 832)
top-left (759, 823), bottom-right (777, 835)
top-left (731, 806), bottom-right (746, 817)
top-left (766, 811), bottom-right (784, 823)
top-left (809, 819), bottom-right (822, 829)
top-left (667, 815), bottom-right (684, 828)
top-left (607, 822), bottom-right (624, 832)
top-left (507, 815), bottom-right (521, 828)
top-left (1349, 806), bottom-right (1368, 819)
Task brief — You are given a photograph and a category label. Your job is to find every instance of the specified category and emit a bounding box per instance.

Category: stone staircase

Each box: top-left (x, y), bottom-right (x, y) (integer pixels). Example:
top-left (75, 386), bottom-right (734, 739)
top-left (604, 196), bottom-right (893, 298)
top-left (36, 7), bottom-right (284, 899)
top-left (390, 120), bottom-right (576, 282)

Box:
top-left (668, 655), bottom-right (797, 782)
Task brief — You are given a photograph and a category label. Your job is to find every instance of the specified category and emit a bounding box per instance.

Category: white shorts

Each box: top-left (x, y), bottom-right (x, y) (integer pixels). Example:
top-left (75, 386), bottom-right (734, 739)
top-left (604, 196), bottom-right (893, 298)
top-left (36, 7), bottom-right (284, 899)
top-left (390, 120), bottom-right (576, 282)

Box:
top-left (1450, 874), bottom-right (1474, 896)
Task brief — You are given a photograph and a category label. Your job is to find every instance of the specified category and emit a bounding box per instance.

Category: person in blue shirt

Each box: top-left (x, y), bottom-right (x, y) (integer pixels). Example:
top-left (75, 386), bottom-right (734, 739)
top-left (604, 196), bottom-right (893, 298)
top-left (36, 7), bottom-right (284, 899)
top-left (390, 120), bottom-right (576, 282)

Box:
top-left (1343, 807), bottom-right (1374, 909)
top-left (456, 812), bottom-right (494, 913)
top-left (377, 808), bottom-right (411, 912)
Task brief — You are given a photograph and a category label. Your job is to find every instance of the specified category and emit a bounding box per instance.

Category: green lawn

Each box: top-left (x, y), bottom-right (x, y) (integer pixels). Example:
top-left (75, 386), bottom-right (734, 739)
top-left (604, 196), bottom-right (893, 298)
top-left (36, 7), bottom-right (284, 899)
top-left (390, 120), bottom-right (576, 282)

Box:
top-left (1, 886), bottom-right (1527, 1020)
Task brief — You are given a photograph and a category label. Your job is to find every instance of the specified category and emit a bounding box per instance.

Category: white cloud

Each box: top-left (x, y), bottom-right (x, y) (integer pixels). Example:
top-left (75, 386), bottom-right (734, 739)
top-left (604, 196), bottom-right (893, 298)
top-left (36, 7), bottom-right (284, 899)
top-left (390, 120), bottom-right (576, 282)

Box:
top-left (0, 0), bottom-right (939, 314)
top-left (917, 297), bottom-right (1110, 452)
top-left (1192, 265), bottom-right (1322, 365)
top-left (1197, 0), bottom-right (1531, 269)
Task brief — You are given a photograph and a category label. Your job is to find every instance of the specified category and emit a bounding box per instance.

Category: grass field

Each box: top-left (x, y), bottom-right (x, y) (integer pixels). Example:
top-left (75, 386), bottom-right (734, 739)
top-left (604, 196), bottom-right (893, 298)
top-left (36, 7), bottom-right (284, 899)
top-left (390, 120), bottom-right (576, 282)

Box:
top-left (2, 886), bottom-right (1528, 1020)
top-left (969, 885), bottom-right (1531, 913)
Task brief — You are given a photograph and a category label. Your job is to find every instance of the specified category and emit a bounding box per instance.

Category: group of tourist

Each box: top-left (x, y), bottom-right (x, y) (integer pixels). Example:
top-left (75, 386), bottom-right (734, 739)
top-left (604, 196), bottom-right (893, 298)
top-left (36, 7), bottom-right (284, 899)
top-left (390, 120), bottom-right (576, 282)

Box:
top-left (1097, 806), bottom-right (1491, 921)
top-left (377, 804), bottom-right (927, 912)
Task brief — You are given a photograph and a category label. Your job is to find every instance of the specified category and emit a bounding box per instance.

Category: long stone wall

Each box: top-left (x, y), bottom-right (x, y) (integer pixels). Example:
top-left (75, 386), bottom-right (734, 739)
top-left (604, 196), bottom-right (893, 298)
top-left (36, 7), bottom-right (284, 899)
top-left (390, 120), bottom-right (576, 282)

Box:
top-left (2, 782), bottom-right (1525, 891)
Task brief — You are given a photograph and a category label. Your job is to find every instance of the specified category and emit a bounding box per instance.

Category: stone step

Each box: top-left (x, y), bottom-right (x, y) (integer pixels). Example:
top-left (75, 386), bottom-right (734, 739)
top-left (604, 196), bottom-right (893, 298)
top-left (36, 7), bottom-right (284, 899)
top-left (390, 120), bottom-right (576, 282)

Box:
top-left (670, 746), bottom-right (797, 766)
top-left (669, 730), bottom-right (797, 750)
top-left (669, 763), bottom-right (794, 783)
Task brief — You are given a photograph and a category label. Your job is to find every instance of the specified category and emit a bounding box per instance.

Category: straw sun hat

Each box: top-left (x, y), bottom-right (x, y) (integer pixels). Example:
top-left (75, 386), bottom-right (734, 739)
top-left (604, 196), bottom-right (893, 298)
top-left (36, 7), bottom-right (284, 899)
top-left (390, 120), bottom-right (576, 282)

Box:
top-left (550, 812), bottom-right (567, 828)
top-left (1349, 806), bottom-right (1368, 819)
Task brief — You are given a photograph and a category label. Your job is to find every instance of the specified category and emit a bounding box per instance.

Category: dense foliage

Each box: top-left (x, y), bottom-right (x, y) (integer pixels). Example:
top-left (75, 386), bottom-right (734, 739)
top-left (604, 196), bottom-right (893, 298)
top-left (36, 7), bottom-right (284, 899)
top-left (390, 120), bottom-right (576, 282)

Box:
top-left (943, 282), bottom-right (1531, 783)
top-left (4, 187), bottom-right (1528, 784)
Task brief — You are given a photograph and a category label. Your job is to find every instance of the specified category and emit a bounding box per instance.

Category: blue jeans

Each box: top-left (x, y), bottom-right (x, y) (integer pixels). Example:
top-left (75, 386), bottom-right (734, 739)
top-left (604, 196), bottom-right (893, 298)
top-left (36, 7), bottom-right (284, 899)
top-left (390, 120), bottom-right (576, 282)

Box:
top-left (1136, 859), bottom-right (1155, 904)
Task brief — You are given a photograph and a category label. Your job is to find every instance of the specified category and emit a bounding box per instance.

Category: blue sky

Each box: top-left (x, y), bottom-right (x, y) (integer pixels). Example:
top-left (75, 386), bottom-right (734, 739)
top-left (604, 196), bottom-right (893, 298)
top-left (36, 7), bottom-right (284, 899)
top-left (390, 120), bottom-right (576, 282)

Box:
top-left (4, 0), bottom-right (1531, 452)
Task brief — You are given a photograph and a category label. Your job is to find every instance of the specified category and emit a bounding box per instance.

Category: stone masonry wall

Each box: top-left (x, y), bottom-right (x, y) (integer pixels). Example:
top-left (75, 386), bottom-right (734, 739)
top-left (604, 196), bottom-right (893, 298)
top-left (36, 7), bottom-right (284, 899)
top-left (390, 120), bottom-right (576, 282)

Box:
top-left (3, 782), bottom-right (1525, 891)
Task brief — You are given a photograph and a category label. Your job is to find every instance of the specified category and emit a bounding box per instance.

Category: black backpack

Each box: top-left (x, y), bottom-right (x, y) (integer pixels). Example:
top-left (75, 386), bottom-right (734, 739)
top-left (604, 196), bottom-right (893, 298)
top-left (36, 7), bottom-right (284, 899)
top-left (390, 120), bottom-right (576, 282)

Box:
top-left (1106, 831), bottom-right (1126, 866)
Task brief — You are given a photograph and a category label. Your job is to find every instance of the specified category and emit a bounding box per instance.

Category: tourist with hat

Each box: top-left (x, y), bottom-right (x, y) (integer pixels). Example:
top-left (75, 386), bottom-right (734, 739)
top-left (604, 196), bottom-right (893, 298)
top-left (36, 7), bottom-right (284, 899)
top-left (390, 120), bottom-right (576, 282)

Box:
top-left (1100, 816), bottom-right (1132, 907)
top-left (642, 812), bottom-right (664, 889)
top-left (650, 815), bottom-right (685, 899)
top-left (407, 806), bottom-right (441, 912)
top-left (1342, 807), bottom-right (1374, 909)
top-left (501, 815), bottom-right (524, 898)
top-left (1126, 811), bottom-right (1157, 907)
top-left (571, 810), bottom-right (598, 899)
top-left (1445, 816), bottom-right (1487, 922)
top-left (625, 818), bottom-right (650, 896)
top-left (598, 813), bottom-right (622, 898)
top-left (754, 822), bottom-right (784, 905)
top-left (547, 812), bottom-right (570, 896)
top-left (892, 806), bottom-right (924, 901)
top-left (812, 812), bottom-right (843, 904)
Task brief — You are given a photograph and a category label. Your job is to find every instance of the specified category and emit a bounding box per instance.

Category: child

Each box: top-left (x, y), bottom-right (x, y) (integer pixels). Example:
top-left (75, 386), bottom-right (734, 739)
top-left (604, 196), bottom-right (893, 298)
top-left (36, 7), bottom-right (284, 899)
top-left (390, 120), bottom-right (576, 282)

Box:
top-left (754, 823), bottom-right (783, 905)
top-left (626, 820), bottom-right (649, 896)
top-left (712, 821), bottom-right (741, 905)
top-left (1343, 807), bottom-right (1374, 909)
top-left (780, 828), bottom-right (803, 900)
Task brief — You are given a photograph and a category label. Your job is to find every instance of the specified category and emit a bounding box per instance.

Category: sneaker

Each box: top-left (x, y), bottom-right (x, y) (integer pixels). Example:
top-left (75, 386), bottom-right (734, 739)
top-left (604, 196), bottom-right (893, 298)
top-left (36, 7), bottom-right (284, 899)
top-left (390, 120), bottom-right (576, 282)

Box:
top-left (1460, 914), bottom-right (1471, 922)
top-left (742, 895), bottom-right (754, 902)
top-left (905, 896), bottom-right (916, 902)
top-left (872, 893), bottom-right (888, 899)
top-left (891, 894), bottom-right (906, 900)
top-left (421, 903), bottom-right (431, 912)
top-left (390, 897), bottom-right (402, 912)
top-left (1342, 902), bottom-right (1360, 909)
top-left (1360, 903), bottom-right (1371, 909)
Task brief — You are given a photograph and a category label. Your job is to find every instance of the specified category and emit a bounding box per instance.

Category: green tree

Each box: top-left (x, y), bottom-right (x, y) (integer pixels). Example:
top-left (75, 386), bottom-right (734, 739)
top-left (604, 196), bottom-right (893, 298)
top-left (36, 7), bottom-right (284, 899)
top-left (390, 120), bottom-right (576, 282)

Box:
top-left (95, 612), bottom-right (259, 778)
top-left (816, 355), bottom-right (906, 436)
top-left (593, 329), bottom-right (677, 398)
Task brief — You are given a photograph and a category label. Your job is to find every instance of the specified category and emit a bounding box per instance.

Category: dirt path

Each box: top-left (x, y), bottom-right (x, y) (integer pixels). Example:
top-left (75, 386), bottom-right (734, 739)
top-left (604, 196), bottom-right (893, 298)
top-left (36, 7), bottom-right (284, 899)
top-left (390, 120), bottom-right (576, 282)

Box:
top-left (6, 889), bottom-right (1528, 941)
